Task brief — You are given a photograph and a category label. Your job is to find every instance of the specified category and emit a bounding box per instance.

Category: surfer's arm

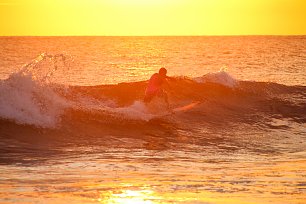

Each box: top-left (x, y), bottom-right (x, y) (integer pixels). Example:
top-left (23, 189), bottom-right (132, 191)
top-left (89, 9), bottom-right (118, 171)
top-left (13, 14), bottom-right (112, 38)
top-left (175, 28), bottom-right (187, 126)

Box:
top-left (165, 76), bottom-right (176, 82)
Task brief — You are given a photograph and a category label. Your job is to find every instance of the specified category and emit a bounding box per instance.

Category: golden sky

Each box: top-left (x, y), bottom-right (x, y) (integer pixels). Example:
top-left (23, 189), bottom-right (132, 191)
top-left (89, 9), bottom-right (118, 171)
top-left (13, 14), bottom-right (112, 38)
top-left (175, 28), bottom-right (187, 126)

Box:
top-left (0, 0), bottom-right (305, 36)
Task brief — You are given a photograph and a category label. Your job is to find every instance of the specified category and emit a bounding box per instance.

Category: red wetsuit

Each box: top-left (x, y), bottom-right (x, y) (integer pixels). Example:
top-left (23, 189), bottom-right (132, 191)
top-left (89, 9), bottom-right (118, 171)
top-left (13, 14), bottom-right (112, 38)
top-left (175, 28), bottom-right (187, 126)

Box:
top-left (144, 73), bottom-right (165, 103)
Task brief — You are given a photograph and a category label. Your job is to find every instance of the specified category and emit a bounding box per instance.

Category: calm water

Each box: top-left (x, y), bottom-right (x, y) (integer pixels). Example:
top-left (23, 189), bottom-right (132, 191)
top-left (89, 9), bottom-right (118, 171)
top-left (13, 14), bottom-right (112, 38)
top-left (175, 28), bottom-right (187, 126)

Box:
top-left (0, 36), bottom-right (305, 204)
top-left (0, 36), bottom-right (305, 85)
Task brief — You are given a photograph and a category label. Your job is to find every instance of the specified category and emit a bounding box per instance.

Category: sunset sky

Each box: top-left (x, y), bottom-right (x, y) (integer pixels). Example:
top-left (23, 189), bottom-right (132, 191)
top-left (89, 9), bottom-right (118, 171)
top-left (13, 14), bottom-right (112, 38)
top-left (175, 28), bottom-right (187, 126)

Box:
top-left (0, 0), bottom-right (305, 36)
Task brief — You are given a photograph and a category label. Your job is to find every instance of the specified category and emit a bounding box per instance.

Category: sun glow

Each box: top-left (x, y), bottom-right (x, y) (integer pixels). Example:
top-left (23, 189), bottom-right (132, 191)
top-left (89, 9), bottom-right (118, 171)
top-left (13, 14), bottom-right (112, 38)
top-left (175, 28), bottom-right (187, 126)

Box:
top-left (99, 189), bottom-right (157, 204)
top-left (110, 0), bottom-right (178, 6)
top-left (0, 0), bottom-right (305, 35)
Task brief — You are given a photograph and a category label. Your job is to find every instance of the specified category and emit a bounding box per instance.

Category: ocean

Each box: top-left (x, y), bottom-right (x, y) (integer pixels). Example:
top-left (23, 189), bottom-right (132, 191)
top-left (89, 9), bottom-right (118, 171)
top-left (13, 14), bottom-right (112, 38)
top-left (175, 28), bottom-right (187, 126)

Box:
top-left (0, 36), bottom-right (305, 204)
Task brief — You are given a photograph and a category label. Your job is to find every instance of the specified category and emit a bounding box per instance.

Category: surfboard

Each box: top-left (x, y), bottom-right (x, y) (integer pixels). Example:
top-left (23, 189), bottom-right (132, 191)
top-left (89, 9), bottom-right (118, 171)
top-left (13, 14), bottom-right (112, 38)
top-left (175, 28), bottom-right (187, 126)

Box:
top-left (172, 101), bottom-right (200, 113)
top-left (153, 101), bottom-right (200, 118)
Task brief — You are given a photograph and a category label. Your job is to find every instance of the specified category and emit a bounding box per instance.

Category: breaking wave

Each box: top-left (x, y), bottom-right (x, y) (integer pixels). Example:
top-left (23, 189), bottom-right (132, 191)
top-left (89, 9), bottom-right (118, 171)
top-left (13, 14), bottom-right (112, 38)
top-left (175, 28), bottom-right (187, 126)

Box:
top-left (0, 54), bottom-right (305, 135)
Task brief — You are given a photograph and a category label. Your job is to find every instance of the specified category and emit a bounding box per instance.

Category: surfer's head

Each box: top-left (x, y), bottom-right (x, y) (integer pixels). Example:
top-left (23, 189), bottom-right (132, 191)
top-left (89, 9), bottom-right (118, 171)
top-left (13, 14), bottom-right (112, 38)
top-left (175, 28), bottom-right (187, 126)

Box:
top-left (159, 67), bottom-right (167, 77)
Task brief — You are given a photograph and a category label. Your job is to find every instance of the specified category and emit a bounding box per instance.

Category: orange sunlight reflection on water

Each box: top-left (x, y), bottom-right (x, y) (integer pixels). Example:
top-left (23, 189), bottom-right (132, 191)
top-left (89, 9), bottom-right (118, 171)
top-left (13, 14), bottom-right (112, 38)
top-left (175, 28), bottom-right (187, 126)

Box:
top-left (98, 187), bottom-right (158, 204)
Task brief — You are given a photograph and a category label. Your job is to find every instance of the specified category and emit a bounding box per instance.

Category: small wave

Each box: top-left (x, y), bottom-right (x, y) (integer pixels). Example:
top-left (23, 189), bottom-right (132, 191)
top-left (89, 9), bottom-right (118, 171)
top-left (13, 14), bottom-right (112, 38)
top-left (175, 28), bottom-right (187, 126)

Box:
top-left (194, 68), bottom-right (238, 88)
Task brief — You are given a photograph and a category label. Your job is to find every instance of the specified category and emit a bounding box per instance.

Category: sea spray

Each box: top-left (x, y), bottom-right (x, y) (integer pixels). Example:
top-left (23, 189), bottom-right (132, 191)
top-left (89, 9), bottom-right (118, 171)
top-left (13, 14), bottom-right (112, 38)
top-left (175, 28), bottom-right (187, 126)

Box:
top-left (0, 53), bottom-right (72, 128)
top-left (194, 68), bottom-right (238, 88)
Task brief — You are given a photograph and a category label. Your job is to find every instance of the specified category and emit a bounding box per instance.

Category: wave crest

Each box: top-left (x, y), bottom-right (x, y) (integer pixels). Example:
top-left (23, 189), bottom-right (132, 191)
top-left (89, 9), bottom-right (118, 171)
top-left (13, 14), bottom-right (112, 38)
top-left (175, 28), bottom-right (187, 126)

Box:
top-left (194, 68), bottom-right (238, 88)
top-left (0, 54), bottom-right (70, 128)
top-left (0, 54), bottom-right (305, 129)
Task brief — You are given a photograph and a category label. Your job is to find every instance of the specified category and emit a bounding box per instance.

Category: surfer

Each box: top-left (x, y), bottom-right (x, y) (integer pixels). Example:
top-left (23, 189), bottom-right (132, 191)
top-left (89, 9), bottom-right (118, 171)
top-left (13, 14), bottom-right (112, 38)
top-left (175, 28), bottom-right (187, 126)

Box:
top-left (144, 67), bottom-right (170, 109)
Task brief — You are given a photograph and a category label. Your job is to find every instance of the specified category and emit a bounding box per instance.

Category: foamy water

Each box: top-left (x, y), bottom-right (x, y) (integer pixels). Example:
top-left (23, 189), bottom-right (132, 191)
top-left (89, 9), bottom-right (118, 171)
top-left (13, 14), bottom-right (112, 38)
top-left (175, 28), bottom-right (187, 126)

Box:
top-left (0, 36), bottom-right (305, 204)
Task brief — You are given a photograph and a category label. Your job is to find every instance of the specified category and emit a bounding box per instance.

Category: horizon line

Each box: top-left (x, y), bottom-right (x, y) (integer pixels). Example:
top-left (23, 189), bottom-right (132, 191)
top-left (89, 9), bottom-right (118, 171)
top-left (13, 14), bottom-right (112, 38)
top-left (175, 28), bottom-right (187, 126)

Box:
top-left (0, 34), bottom-right (305, 37)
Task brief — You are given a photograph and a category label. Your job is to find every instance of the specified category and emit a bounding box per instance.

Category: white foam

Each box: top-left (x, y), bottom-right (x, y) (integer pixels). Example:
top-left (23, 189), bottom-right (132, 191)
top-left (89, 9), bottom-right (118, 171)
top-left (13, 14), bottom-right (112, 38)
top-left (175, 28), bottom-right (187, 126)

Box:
top-left (71, 94), bottom-right (116, 112)
top-left (69, 94), bottom-right (156, 121)
top-left (113, 101), bottom-right (155, 121)
top-left (0, 55), bottom-right (70, 128)
top-left (194, 68), bottom-right (238, 88)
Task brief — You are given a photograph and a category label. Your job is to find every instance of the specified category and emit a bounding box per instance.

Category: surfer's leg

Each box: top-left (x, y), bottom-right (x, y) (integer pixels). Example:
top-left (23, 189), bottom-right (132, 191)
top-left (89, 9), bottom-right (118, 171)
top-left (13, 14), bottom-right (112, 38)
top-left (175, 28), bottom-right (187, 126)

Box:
top-left (165, 94), bottom-right (170, 109)
top-left (143, 95), bottom-right (151, 103)
top-left (143, 92), bottom-right (155, 103)
top-left (159, 90), bottom-right (170, 109)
